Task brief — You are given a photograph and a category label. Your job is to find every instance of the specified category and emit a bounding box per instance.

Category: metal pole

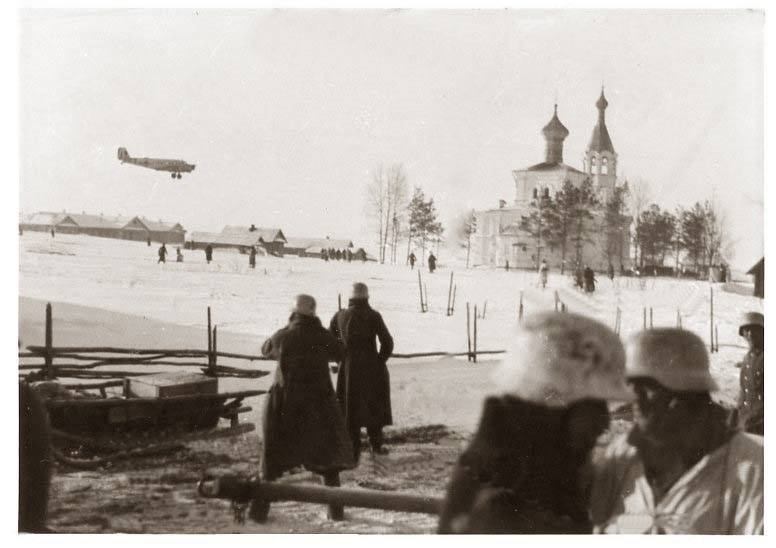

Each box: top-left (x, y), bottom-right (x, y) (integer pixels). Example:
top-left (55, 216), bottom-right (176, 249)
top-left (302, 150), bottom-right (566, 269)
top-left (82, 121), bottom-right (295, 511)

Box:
top-left (518, 291), bottom-right (524, 322)
top-left (650, 307), bottom-right (653, 329)
top-left (451, 285), bottom-right (456, 315)
top-left (482, 300), bottom-right (487, 320)
top-left (424, 284), bottom-right (428, 312)
top-left (338, 294), bottom-right (342, 311)
top-left (643, 307), bottom-right (646, 330)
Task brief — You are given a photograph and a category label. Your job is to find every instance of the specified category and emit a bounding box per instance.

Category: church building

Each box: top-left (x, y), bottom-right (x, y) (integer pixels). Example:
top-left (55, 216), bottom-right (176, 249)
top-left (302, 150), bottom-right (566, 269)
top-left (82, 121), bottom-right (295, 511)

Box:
top-left (472, 88), bottom-right (630, 272)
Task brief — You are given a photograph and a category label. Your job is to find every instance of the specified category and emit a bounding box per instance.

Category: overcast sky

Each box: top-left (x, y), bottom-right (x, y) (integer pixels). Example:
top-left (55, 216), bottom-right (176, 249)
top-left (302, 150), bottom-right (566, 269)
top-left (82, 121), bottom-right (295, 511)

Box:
top-left (17, 8), bottom-right (765, 268)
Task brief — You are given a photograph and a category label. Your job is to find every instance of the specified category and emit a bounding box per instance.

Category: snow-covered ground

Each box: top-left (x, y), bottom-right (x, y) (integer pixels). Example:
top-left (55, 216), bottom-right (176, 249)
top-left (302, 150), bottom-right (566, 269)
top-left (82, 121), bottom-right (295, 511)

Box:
top-left (19, 231), bottom-right (761, 411)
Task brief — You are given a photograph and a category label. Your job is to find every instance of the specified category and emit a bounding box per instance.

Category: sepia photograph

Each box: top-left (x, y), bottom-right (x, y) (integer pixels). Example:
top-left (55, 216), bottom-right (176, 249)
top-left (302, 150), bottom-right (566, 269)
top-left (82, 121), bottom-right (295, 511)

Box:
top-left (13, 4), bottom-right (767, 537)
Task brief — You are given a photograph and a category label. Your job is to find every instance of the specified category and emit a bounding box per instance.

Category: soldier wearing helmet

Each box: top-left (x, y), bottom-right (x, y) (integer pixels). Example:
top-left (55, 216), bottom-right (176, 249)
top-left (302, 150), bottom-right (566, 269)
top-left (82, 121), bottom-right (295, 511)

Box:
top-left (438, 312), bottom-right (633, 534)
top-left (590, 328), bottom-right (763, 534)
top-left (735, 312), bottom-right (764, 435)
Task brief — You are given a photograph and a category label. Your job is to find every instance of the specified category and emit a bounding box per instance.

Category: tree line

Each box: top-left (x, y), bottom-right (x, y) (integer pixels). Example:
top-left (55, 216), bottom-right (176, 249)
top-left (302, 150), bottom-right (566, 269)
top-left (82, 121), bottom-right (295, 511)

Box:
top-left (512, 177), bottom-right (729, 275)
top-left (367, 163), bottom-right (443, 265)
top-left (367, 165), bottom-right (729, 275)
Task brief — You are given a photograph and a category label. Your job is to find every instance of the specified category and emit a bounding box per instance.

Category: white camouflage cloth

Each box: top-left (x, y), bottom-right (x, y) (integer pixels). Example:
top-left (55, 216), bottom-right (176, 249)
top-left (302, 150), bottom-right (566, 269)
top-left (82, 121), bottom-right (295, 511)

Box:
top-left (590, 431), bottom-right (763, 534)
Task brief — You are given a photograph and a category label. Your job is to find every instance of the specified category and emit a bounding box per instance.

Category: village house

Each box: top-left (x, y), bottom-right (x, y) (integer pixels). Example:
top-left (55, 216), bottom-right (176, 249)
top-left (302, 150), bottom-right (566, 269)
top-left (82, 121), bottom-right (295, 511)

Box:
top-left (19, 211), bottom-right (185, 244)
top-left (187, 225), bottom-right (287, 256)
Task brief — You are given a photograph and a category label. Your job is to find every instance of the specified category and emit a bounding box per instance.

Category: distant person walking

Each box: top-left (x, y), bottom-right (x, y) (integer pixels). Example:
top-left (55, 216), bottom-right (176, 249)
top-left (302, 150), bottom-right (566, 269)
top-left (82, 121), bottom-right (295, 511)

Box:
top-left (734, 312), bottom-right (764, 435)
top-left (157, 243), bottom-right (167, 263)
top-left (176, 248), bottom-right (184, 262)
top-left (205, 244), bottom-right (213, 264)
top-left (539, 259), bottom-right (549, 289)
top-left (259, 295), bottom-right (355, 522)
top-left (607, 262), bottom-right (615, 282)
top-left (428, 253), bottom-right (437, 273)
top-left (147, 236), bottom-right (152, 247)
top-left (249, 246), bottom-right (257, 269)
top-left (408, 252), bottom-right (417, 270)
top-left (583, 265), bottom-right (596, 293)
top-left (575, 264), bottom-right (584, 290)
top-left (329, 282), bottom-right (394, 460)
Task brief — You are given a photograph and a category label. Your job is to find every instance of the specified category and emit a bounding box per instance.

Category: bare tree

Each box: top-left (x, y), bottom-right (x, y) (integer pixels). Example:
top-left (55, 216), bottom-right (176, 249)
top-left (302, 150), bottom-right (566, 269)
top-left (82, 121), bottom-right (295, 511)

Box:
top-left (366, 163), bottom-right (409, 264)
top-left (628, 178), bottom-right (652, 268)
top-left (454, 210), bottom-right (477, 268)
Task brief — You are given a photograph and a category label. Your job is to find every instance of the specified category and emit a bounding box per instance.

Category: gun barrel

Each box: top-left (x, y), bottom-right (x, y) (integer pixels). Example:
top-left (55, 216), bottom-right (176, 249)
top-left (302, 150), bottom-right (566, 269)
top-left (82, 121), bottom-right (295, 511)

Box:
top-left (198, 475), bottom-right (442, 516)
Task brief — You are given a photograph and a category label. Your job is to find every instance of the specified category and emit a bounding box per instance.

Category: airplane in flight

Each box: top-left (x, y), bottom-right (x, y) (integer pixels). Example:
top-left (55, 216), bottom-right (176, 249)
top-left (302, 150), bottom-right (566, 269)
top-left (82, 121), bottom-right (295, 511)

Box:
top-left (117, 148), bottom-right (195, 179)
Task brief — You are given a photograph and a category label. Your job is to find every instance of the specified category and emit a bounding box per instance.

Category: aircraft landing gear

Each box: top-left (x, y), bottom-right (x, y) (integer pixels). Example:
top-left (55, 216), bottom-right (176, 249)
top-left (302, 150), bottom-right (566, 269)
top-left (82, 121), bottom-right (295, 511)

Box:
top-left (176, 173), bottom-right (182, 179)
top-left (171, 172), bottom-right (176, 178)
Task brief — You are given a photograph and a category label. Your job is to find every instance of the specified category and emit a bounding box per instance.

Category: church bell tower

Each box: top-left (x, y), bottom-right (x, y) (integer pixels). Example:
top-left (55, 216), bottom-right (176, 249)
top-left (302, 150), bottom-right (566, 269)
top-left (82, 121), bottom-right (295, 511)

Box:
top-left (584, 88), bottom-right (618, 200)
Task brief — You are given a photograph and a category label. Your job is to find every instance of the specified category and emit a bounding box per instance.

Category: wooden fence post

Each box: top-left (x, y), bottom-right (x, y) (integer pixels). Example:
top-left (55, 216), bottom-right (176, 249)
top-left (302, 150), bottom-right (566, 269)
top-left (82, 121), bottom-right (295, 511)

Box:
top-left (45, 302), bottom-right (53, 380)
top-left (709, 286), bottom-right (714, 353)
top-left (207, 306), bottom-right (213, 369)
top-left (518, 291), bottom-right (524, 322)
top-left (554, 291), bottom-right (559, 312)
top-left (650, 307), bottom-right (653, 329)
top-left (451, 286), bottom-right (457, 316)
top-left (643, 307), bottom-right (647, 330)
top-left (473, 305), bottom-right (478, 363)
top-left (418, 270), bottom-right (427, 313)
top-left (466, 303), bottom-right (472, 362)
top-left (446, 272), bottom-right (454, 316)
top-left (211, 325), bottom-right (218, 373)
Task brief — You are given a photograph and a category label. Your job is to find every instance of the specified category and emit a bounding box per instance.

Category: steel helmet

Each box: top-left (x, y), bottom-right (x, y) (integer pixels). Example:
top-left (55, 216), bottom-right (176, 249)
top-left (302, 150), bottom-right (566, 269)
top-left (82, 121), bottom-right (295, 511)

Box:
top-left (625, 328), bottom-right (718, 392)
top-left (494, 311), bottom-right (632, 407)
top-left (739, 311), bottom-right (764, 336)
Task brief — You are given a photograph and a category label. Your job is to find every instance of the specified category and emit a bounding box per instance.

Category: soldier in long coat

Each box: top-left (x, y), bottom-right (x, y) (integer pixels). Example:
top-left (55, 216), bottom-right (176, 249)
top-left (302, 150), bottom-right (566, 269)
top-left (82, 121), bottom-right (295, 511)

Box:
top-left (260, 294), bottom-right (355, 521)
top-left (330, 282), bottom-right (394, 459)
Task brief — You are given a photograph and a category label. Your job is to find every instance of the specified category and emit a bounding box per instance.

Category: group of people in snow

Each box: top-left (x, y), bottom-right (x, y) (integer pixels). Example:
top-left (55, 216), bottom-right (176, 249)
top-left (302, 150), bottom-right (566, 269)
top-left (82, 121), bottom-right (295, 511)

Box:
top-left (257, 282), bottom-right (393, 521)
top-left (407, 251), bottom-right (437, 273)
top-left (256, 281), bottom-right (764, 533)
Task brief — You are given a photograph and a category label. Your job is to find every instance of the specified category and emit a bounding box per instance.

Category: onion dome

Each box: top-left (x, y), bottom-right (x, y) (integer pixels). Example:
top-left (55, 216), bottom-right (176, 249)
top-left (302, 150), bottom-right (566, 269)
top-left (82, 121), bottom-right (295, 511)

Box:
top-left (542, 104), bottom-right (569, 163)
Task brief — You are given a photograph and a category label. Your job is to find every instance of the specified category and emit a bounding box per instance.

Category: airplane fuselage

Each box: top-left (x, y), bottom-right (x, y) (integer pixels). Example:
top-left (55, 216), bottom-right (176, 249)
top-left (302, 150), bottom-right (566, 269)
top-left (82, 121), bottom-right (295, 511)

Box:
top-left (118, 148), bottom-right (195, 178)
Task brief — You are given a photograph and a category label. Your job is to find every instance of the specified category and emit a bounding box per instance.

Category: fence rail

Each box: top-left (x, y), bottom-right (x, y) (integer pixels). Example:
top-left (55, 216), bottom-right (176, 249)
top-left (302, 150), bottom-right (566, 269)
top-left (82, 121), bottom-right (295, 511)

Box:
top-left (19, 303), bottom-right (507, 384)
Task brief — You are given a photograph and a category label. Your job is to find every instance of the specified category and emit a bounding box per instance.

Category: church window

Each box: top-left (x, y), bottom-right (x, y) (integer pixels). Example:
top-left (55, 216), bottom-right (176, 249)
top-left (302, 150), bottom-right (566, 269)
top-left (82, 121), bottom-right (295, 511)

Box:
top-left (602, 157), bottom-right (609, 175)
top-left (522, 246), bottom-right (527, 252)
top-left (590, 156), bottom-right (596, 174)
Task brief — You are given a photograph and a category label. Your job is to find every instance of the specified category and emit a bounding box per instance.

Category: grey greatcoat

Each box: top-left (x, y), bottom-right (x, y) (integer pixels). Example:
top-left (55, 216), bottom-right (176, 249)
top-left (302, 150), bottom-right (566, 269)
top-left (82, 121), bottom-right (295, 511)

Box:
top-left (260, 313), bottom-right (355, 480)
top-left (329, 298), bottom-right (394, 432)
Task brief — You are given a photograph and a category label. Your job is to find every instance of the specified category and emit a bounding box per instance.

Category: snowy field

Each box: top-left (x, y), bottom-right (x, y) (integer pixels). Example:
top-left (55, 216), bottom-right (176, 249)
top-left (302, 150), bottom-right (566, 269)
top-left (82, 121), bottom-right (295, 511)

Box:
top-left (18, 231), bottom-right (761, 419)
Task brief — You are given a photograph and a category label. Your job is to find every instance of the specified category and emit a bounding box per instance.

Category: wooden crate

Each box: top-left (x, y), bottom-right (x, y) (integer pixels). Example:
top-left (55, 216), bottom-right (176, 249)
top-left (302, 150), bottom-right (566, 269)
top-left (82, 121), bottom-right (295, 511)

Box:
top-left (128, 372), bottom-right (217, 399)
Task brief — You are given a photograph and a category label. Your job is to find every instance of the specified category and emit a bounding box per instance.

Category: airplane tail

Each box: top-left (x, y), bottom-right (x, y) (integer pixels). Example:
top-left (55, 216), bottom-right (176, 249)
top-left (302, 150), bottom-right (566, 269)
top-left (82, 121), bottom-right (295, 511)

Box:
top-left (117, 147), bottom-right (130, 162)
